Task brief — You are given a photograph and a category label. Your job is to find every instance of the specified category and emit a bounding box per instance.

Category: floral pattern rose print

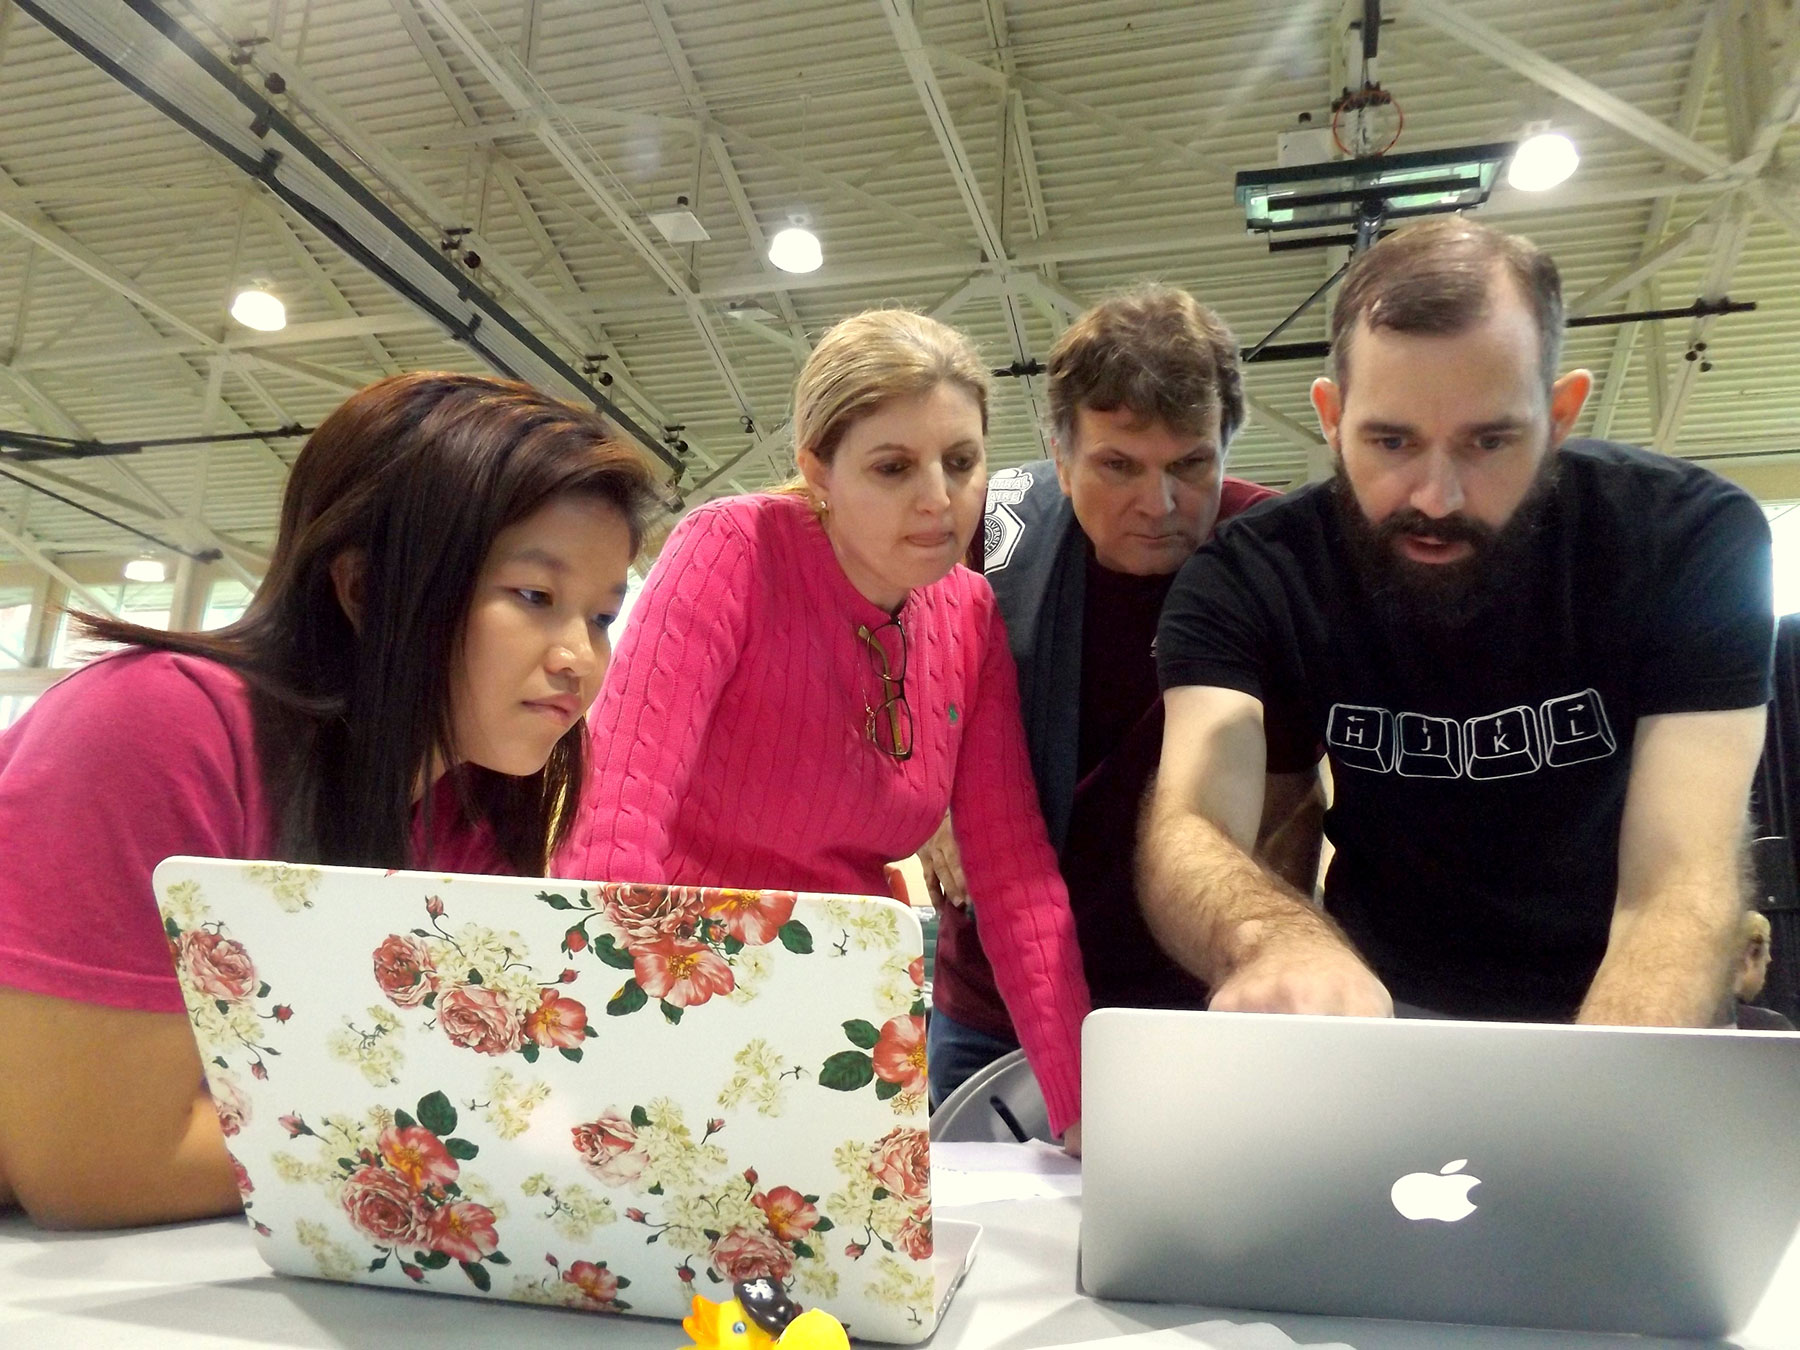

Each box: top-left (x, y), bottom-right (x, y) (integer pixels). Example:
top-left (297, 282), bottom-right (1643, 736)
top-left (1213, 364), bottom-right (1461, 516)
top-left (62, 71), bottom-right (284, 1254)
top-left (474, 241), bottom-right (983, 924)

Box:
top-left (716, 1039), bottom-right (795, 1118)
top-left (327, 1004), bottom-right (406, 1086)
top-left (161, 885), bottom-right (291, 1082)
top-left (569, 1099), bottom-right (839, 1294)
top-left (541, 885), bottom-right (812, 1023)
top-left (818, 957), bottom-right (928, 1113)
top-left (154, 861), bottom-right (935, 1339)
top-left (520, 1172), bottom-right (617, 1240)
top-left (244, 862), bottom-right (320, 913)
top-left (371, 896), bottom-right (592, 1066)
top-left (825, 1125), bottom-right (934, 1320)
top-left (281, 1092), bottom-right (511, 1292)
top-left (472, 1068), bottom-right (550, 1140)
top-left (511, 1252), bottom-right (633, 1312)
top-left (211, 1069), bottom-right (251, 1137)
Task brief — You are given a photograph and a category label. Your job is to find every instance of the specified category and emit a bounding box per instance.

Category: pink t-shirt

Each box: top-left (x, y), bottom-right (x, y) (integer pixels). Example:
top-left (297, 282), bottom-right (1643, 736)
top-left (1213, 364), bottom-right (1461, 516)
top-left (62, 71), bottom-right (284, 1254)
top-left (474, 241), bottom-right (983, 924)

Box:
top-left (0, 650), bottom-right (509, 1015)
top-left (555, 493), bottom-right (1092, 1132)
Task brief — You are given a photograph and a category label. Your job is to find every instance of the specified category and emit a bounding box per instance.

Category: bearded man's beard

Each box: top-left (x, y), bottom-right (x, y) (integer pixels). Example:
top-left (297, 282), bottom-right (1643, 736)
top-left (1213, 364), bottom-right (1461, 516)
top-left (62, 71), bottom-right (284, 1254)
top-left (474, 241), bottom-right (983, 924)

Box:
top-left (1330, 452), bottom-right (1560, 632)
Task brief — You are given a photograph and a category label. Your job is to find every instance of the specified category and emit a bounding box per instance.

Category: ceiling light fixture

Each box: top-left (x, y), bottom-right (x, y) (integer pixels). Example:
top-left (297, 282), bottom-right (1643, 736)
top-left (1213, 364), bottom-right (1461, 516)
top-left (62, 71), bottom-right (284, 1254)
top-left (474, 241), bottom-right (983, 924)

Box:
top-left (1507, 130), bottom-right (1579, 192)
top-left (649, 195), bottom-right (711, 244)
top-left (124, 555), bottom-right (167, 583)
top-left (230, 283), bottom-right (286, 332)
top-left (768, 219), bottom-right (822, 274)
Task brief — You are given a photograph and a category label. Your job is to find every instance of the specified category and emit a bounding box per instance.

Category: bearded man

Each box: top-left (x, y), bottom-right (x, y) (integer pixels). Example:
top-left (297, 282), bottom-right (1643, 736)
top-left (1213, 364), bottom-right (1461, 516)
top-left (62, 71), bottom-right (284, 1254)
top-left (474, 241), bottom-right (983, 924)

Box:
top-left (1140, 217), bottom-right (1775, 1024)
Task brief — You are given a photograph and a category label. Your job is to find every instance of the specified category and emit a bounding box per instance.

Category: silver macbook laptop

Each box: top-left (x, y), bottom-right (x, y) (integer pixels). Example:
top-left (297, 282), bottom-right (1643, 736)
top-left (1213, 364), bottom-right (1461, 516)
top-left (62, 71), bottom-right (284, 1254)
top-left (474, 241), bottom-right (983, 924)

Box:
top-left (155, 858), bottom-right (976, 1343)
top-left (1080, 1009), bottom-right (1800, 1339)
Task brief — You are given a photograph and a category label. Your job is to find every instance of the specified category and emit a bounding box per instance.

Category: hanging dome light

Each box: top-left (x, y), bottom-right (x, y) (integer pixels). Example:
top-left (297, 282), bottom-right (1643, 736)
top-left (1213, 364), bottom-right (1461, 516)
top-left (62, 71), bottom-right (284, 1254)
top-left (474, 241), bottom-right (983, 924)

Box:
top-left (124, 555), bottom-right (167, 583)
top-left (230, 284), bottom-right (287, 332)
top-left (1507, 132), bottom-right (1579, 192)
top-left (768, 224), bottom-right (823, 274)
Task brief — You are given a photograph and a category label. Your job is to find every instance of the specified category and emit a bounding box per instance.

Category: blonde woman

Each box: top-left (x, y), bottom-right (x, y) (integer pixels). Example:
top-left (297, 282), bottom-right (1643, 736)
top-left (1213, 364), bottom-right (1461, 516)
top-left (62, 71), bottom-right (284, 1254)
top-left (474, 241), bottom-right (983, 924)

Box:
top-left (556, 310), bottom-right (1090, 1146)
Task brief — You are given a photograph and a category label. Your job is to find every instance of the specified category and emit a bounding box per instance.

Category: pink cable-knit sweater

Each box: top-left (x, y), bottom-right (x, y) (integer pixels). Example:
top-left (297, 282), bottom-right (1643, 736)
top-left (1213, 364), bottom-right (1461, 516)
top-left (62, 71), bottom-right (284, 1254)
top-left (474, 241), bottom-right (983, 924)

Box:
top-left (555, 492), bottom-right (1090, 1131)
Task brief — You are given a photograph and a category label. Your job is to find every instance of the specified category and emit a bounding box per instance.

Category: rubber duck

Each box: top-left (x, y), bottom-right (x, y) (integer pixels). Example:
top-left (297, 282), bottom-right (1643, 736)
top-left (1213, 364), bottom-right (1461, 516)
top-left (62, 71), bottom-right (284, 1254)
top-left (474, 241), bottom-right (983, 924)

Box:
top-left (680, 1279), bottom-right (849, 1350)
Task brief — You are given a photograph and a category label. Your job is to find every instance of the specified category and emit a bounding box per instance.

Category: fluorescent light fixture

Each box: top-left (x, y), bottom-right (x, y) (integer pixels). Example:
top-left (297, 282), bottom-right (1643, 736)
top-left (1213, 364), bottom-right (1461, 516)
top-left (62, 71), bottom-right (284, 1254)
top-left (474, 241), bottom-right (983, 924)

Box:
top-left (648, 208), bottom-right (711, 244)
top-left (768, 225), bottom-right (822, 274)
top-left (230, 285), bottom-right (286, 332)
top-left (124, 556), bottom-right (167, 583)
top-left (1235, 141), bottom-right (1516, 244)
top-left (1507, 131), bottom-right (1579, 192)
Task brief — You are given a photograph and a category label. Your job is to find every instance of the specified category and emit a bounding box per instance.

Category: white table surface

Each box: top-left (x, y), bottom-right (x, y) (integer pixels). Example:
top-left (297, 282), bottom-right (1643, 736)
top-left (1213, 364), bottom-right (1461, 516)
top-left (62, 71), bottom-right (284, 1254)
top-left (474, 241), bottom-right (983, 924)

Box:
top-left (0, 1197), bottom-right (1785, 1350)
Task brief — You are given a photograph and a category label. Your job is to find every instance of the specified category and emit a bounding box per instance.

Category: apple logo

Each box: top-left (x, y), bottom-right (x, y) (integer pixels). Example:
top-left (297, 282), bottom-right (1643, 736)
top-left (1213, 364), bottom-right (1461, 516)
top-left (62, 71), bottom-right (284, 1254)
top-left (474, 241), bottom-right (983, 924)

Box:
top-left (1390, 1159), bottom-right (1481, 1222)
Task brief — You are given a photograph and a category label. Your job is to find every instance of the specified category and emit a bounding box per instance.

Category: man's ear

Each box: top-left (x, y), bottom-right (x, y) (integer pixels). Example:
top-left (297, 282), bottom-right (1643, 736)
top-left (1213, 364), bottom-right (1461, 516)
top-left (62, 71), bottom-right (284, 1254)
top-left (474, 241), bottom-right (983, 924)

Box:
top-left (1310, 377), bottom-right (1344, 446)
top-left (328, 549), bottom-right (367, 632)
top-left (1051, 436), bottom-right (1075, 498)
top-left (1547, 369), bottom-right (1594, 447)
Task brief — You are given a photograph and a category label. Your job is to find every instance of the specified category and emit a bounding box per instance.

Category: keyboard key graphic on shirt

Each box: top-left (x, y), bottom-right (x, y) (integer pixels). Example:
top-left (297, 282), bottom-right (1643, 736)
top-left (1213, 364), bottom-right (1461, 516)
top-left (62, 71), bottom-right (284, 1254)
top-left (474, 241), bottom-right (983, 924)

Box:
top-left (1326, 703), bottom-right (1395, 773)
top-left (1395, 712), bottom-right (1463, 778)
top-left (1463, 705), bottom-right (1543, 780)
top-left (1540, 688), bottom-right (1616, 767)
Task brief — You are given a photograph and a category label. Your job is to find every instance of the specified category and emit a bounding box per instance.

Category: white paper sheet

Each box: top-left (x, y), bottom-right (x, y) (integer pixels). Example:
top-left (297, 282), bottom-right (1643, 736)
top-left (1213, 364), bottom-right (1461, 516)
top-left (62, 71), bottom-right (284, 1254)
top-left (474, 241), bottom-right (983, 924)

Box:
top-left (1042, 1320), bottom-right (1356, 1350)
top-left (932, 1139), bottom-right (1083, 1206)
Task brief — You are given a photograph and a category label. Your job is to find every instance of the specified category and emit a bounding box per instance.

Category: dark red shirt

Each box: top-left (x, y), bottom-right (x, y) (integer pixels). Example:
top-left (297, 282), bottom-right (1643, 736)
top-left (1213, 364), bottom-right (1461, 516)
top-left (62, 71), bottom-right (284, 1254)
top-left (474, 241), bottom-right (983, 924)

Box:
top-left (937, 478), bottom-right (1278, 1037)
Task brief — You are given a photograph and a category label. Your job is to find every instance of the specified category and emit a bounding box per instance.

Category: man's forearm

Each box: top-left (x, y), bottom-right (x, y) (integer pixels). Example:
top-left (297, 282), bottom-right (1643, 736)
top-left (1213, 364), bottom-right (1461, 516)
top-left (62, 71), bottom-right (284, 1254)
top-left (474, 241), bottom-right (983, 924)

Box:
top-left (1256, 772), bottom-right (1326, 898)
top-left (1138, 785), bottom-right (1344, 988)
top-left (1579, 874), bottom-right (1743, 1027)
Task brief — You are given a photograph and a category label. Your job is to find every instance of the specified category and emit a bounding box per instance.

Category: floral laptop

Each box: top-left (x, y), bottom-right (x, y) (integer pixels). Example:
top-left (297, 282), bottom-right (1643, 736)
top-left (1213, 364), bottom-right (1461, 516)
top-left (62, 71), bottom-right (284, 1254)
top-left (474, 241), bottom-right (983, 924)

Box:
top-left (153, 858), bottom-right (979, 1343)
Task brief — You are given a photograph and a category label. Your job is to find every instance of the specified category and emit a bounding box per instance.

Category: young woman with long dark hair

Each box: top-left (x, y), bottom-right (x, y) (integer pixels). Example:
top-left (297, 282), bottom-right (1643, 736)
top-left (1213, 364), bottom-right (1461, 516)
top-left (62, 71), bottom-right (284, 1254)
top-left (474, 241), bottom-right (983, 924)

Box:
top-left (0, 371), bottom-right (661, 1229)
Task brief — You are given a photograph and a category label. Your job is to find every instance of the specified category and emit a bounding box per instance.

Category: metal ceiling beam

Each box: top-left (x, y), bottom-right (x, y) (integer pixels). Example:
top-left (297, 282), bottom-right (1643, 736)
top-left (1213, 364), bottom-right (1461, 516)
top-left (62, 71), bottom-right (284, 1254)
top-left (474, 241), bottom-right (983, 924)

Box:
top-left (0, 514), bottom-right (118, 615)
top-left (412, 0), bottom-right (760, 425)
top-left (0, 196), bottom-right (299, 425)
top-left (1588, 4), bottom-right (1721, 441)
top-left (252, 197), bottom-right (400, 378)
top-left (402, 106), bottom-right (971, 252)
top-left (383, 0), bottom-right (692, 472)
top-left (1406, 0), bottom-right (1734, 181)
top-left (1653, 201), bottom-right (1755, 452)
top-left (0, 366), bottom-right (261, 587)
top-left (927, 272), bottom-right (1000, 321)
top-left (1243, 393), bottom-right (1329, 457)
top-left (929, 45), bottom-right (1238, 184)
top-left (13, 312), bottom-right (444, 369)
top-left (684, 420), bottom-right (794, 506)
top-left (981, 0), bottom-right (1054, 284)
top-left (1648, 0), bottom-right (1788, 453)
top-left (877, 0), bottom-right (1048, 458)
top-left (1567, 207), bottom-right (1721, 318)
top-left (642, 0), bottom-right (810, 356)
top-left (57, 6), bottom-right (674, 471)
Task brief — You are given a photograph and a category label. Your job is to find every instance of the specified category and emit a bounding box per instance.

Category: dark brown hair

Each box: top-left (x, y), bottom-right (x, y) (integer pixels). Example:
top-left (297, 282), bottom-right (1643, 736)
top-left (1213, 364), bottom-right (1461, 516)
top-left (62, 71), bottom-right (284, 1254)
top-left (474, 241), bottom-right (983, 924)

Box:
top-left (82, 372), bottom-right (663, 873)
top-left (1045, 285), bottom-right (1244, 454)
top-left (1330, 217), bottom-right (1564, 391)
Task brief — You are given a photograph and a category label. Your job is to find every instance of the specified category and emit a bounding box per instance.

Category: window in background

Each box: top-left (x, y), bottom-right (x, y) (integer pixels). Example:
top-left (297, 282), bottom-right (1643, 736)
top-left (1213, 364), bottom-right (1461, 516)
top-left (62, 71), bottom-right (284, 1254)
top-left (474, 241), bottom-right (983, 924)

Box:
top-left (0, 587), bottom-right (33, 669)
top-left (0, 693), bottom-right (38, 729)
top-left (50, 581), bottom-right (174, 666)
top-left (611, 568), bottom-right (646, 638)
top-left (203, 578), bottom-right (255, 630)
top-left (1769, 504), bottom-right (1800, 617)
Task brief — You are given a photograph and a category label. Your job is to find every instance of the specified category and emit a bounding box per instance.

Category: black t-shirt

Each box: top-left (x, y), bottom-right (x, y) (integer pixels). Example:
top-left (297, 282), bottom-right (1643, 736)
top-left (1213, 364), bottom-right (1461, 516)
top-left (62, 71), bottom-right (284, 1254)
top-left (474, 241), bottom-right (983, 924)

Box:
top-left (1064, 546), bottom-right (1212, 1010)
top-left (1156, 439), bottom-right (1774, 1021)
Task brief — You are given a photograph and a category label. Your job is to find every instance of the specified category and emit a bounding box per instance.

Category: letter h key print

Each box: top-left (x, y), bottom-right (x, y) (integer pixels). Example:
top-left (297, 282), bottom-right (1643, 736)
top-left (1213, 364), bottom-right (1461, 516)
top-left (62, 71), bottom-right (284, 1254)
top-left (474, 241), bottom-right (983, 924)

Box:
top-left (1326, 704), bottom-right (1395, 774)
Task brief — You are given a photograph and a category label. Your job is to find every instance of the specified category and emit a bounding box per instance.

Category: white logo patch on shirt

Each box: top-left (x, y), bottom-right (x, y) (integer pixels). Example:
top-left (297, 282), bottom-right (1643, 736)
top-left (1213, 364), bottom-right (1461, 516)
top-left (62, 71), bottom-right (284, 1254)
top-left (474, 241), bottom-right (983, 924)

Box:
top-left (984, 503), bottom-right (1024, 572)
